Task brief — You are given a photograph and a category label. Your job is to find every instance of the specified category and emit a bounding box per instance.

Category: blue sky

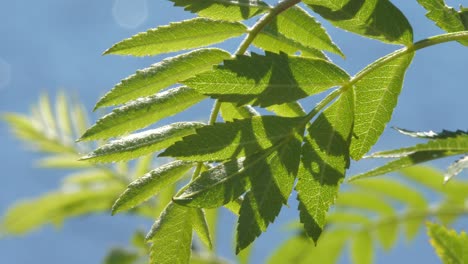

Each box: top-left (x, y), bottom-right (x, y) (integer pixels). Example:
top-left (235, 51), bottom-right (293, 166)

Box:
top-left (0, 0), bottom-right (467, 263)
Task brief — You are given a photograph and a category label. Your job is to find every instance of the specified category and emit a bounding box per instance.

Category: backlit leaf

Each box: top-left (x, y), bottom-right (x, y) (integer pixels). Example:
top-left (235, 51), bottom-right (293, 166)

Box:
top-left (417, 0), bottom-right (468, 46)
top-left (236, 126), bottom-right (303, 252)
top-left (96, 49), bottom-right (231, 109)
top-left (79, 87), bottom-right (205, 141)
top-left (170, 0), bottom-right (270, 21)
top-left (81, 122), bottom-right (205, 162)
top-left (162, 116), bottom-right (304, 161)
top-left (104, 18), bottom-right (247, 56)
top-left (296, 89), bottom-right (354, 242)
top-left (220, 103), bottom-right (258, 122)
top-left (445, 155), bottom-right (468, 183)
top-left (192, 208), bottom-right (213, 250)
top-left (350, 52), bottom-right (414, 160)
top-left (147, 202), bottom-right (193, 264)
top-left (351, 231), bottom-right (373, 264)
top-left (112, 161), bottom-right (194, 214)
top-left (427, 222), bottom-right (468, 263)
top-left (183, 52), bottom-right (349, 107)
top-left (304, 0), bottom-right (413, 46)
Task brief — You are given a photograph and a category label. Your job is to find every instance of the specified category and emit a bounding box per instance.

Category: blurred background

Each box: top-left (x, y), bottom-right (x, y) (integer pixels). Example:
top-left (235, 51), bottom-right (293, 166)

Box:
top-left (0, 0), bottom-right (467, 263)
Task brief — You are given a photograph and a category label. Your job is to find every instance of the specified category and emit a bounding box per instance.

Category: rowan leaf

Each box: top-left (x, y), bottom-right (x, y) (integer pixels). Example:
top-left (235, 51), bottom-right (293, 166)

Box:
top-left (350, 52), bottom-right (414, 160)
top-left (78, 87), bottom-right (205, 141)
top-left (104, 18), bottom-right (247, 56)
top-left (37, 154), bottom-right (92, 168)
top-left (266, 102), bottom-right (306, 117)
top-left (417, 0), bottom-right (468, 46)
top-left (161, 116), bottom-right (304, 161)
top-left (103, 248), bottom-right (139, 264)
top-left (296, 88), bottom-right (354, 242)
top-left (427, 222), bottom-right (468, 263)
top-left (147, 202), bottom-right (194, 264)
top-left (304, 0), bottom-right (413, 46)
top-left (367, 134), bottom-right (468, 158)
top-left (112, 161), bottom-right (194, 214)
top-left (191, 208), bottom-right (213, 250)
top-left (173, 157), bottom-right (250, 208)
top-left (183, 52), bottom-right (350, 107)
top-left (266, 6), bottom-right (342, 56)
top-left (236, 126), bottom-right (303, 252)
top-left (393, 127), bottom-right (468, 139)
top-left (81, 122), bottom-right (205, 163)
top-left (220, 103), bottom-right (258, 122)
top-left (169, 0), bottom-right (270, 21)
top-left (96, 48), bottom-right (231, 109)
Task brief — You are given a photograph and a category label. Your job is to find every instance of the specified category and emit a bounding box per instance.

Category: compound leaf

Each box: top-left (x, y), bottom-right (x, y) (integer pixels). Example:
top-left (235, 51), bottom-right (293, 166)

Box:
top-left (192, 208), bottom-right (213, 250)
top-left (104, 18), bottom-right (247, 56)
top-left (427, 222), bottom-right (468, 263)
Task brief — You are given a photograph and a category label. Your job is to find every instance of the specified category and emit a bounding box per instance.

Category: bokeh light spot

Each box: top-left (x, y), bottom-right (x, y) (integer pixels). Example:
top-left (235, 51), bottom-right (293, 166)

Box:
top-left (112, 0), bottom-right (148, 29)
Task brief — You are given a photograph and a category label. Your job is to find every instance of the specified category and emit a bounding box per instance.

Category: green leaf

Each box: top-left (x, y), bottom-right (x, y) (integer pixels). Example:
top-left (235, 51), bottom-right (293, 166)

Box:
top-left (104, 18), bottom-right (247, 56)
top-left (103, 248), bottom-right (139, 264)
top-left (296, 89), bottom-right (354, 242)
top-left (394, 127), bottom-right (468, 139)
top-left (266, 102), bottom-right (306, 117)
top-left (183, 52), bottom-right (350, 107)
top-left (445, 155), bottom-right (468, 183)
top-left (427, 222), bottom-right (468, 263)
top-left (417, 0), bottom-right (468, 46)
top-left (350, 231), bottom-right (373, 264)
top-left (350, 52), bottom-right (415, 160)
top-left (170, 0), bottom-right (270, 21)
top-left (173, 157), bottom-right (250, 208)
top-left (96, 49), bottom-right (231, 109)
top-left (267, 6), bottom-right (342, 56)
top-left (112, 161), bottom-right (194, 214)
top-left (367, 134), bottom-right (468, 158)
top-left (375, 216), bottom-right (398, 250)
top-left (55, 92), bottom-right (73, 142)
top-left (336, 192), bottom-right (395, 216)
top-left (348, 151), bottom-right (460, 181)
top-left (2, 187), bottom-right (121, 235)
top-left (81, 122), bottom-right (205, 163)
top-left (162, 115), bottom-right (304, 161)
top-left (79, 86), bottom-right (205, 141)
top-left (236, 126), bottom-right (303, 252)
top-left (191, 208), bottom-right (213, 250)
top-left (63, 170), bottom-right (115, 187)
top-left (304, 0), bottom-right (413, 46)
top-left (147, 202), bottom-right (193, 264)
top-left (220, 103), bottom-right (258, 122)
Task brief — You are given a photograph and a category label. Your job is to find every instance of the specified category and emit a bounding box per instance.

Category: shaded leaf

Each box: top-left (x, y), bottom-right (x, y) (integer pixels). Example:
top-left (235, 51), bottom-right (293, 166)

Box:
top-left (96, 48), bottom-right (231, 109)
top-left (183, 52), bottom-right (350, 107)
top-left (162, 116), bottom-right (304, 161)
top-left (350, 52), bottom-right (415, 160)
top-left (304, 0), bottom-right (413, 45)
top-left (103, 248), bottom-right (139, 264)
top-left (170, 0), bottom-right (270, 21)
top-left (236, 126), bottom-right (303, 252)
top-left (112, 161), bottom-right (194, 214)
top-left (220, 103), bottom-right (258, 122)
top-left (296, 89), bottom-right (354, 242)
top-left (81, 122), bottom-right (205, 162)
top-left (393, 127), bottom-right (467, 139)
top-left (104, 18), bottom-right (247, 56)
top-left (79, 87), bottom-right (205, 141)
